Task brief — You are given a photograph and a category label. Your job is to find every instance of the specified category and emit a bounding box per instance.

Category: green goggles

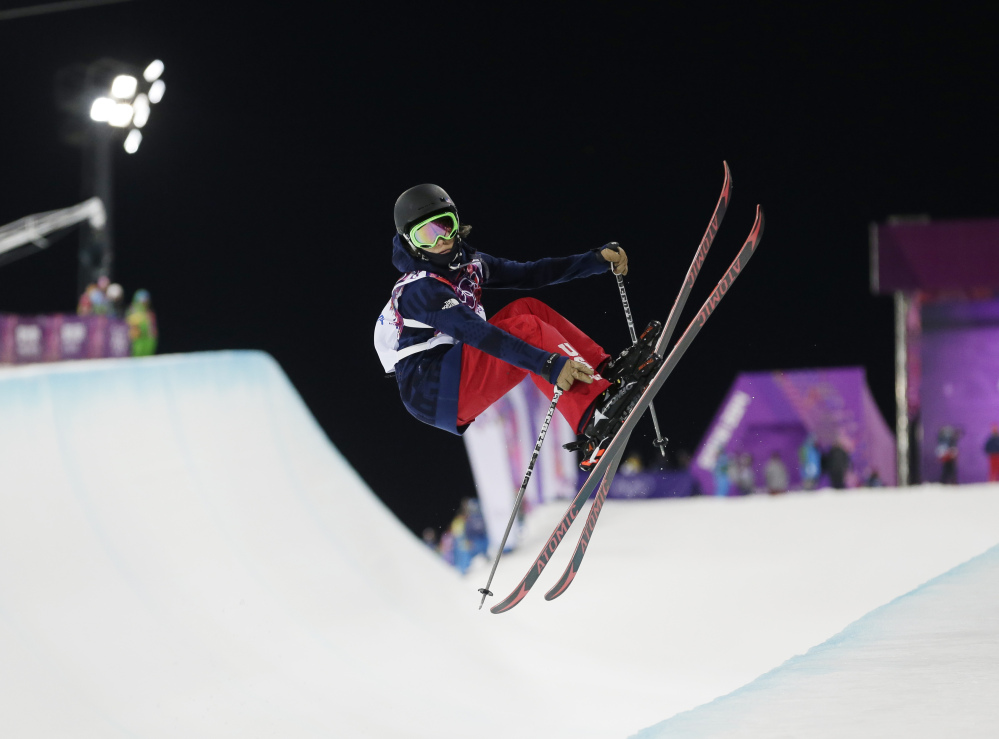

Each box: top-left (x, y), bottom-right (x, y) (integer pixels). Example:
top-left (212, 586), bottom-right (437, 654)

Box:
top-left (409, 212), bottom-right (459, 249)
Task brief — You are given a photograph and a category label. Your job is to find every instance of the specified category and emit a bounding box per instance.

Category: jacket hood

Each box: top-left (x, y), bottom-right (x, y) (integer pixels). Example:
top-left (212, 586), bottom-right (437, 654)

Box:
top-left (391, 234), bottom-right (473, 276)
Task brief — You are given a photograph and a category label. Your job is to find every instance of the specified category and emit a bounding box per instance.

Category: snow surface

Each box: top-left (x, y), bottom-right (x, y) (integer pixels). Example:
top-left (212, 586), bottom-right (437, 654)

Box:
top-left (1, 350), bottom-right (997, 738)
top-left (634, 544), bottom-right (999, 738)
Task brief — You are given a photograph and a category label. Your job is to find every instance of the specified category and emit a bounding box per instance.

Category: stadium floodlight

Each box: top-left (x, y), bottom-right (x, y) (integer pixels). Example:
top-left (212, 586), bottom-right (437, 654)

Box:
top-left (108, 102), bottom-right (133, 127)
top-left (143, 60), bottom-right (164, 82)
top-left (55, 57), bottom-right (167, 294)
top-left (123, 129), bottom-right (142, 154)
top-left (148, 79), bottom-right (165, 104)
top-left (110, 74), bottom-right (137, 99)
top-left (89, 96), bottom-right (115, 122)
top-left (81, 61), bottom-right (164, 149)
top-left (132, 94), bottom-right (150, 128)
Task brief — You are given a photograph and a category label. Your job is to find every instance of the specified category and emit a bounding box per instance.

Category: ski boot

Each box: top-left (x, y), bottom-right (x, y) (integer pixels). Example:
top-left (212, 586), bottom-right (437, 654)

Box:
top-left (572, 351), bottom-right (664, 472)
top-left (601, 320), bottom-right (663, 382)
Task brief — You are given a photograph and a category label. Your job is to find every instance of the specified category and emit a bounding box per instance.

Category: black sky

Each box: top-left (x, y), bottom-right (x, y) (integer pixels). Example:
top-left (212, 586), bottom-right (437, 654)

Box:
top-left (1, 2), bottom-right (997, 535)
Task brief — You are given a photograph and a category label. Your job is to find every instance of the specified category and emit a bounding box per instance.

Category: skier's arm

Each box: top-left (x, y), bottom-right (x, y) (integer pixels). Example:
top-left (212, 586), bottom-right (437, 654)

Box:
top-left (478, 246), bottom-right (620, 289)
top-left (398, 280), bottom-right (569, 383)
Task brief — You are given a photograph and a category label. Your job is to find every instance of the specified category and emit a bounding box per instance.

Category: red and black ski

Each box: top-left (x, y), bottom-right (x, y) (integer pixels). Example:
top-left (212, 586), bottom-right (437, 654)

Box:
top-left (488, 164), bottom-right (751, 614)
top-left (544, 204), bottom-right (764, 601)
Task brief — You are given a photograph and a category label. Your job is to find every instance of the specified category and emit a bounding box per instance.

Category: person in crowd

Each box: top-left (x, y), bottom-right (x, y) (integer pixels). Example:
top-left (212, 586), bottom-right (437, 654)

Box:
top-left (936, 425), bottom-right (960, 485)
top-left (713, 451), bottom-right (731, 497)
top-left (421, 527), bottom-right (438, 550)
top-left (77, 281), bottom-right (109, 316)
top-left (984, 426), bottom-right (999, 483)
top-left (864, 468), bottom-right (884, 487)
top-left (764, 451), bottom-right (789, 494)
top-left (449, 501), bottom-right (490, 576)
top-left (105, 283), bottom-right (125, 318)
top-left (799, 435), bottom-right (821, 490)
top-left (438, 527), bottom-right (455, 567)
top-left (621, 451), bottom-right (644, 475)
top-left (675, 449), bottom-right (693, 470)
top-left (733, 453), bottom-right (755, 495)
top-left (94, 276), bottom-right (111, 313)
top-left (461, 497), bottom-right (489, 567)
top-left (126, 289), bottom-right (158, 356)
top-left (823, 439), bottom-right (851, 490)
top-left (77, 284), bottom-right (95, 316)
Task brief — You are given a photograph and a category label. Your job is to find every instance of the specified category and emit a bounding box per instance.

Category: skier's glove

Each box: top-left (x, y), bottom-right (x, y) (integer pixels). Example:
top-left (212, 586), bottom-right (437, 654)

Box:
top-left (556, 360), bottom-right (595, 391)
top-left (600, 243), bottom-right (629, 275)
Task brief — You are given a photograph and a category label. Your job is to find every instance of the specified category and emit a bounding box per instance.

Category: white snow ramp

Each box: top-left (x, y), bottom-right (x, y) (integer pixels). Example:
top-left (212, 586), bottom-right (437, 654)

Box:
top-left (1, 351), bottom-right (998, 738)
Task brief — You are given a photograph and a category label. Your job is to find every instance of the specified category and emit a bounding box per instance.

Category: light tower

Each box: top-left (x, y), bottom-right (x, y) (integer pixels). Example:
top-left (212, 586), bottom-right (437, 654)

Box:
top-left (55, 58), bottom-right (165, 296)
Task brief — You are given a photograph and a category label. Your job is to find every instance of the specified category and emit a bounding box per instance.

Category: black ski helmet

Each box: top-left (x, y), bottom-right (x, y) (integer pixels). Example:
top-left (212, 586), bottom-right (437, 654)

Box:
top-left (394, 184), bottom-right (459, 249)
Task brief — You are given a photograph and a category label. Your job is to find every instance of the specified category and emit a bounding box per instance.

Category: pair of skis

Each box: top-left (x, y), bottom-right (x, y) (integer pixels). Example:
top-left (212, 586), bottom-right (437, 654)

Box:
top-left (485, 161), bottom-right (765, 614)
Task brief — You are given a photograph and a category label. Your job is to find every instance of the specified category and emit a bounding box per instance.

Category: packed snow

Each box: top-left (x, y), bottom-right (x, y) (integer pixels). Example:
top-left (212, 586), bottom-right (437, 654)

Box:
top-left (1, 351), bottom-right (997, 737)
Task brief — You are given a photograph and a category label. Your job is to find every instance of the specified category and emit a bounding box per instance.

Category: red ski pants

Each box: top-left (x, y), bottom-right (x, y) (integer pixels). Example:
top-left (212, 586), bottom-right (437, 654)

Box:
top-left (457, 297), bottom-right (611, 434)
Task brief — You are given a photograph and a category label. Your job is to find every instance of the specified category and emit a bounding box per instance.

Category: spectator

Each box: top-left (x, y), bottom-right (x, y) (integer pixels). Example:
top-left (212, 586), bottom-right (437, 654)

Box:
top-left (621, 451), bottom-right (644, 475)
top-left (449, 509), bottom-right (469, 573)
top-left (126, 289), bottom-right (158, 357)
top-left (713, 451), bottom-right (731, 497)
top-left (461, 498), bottom-right (489, 566)
top-left (106, 283), bottom-right (125, 318)
top-left (76, 284), bottom-right (93, 316)
top-left (764, 451), bottom-right (789, 495)
top-left (865, 468), bottom-right (884, 487)
top-left (936, 426), bottom-right (960, 485)
top-left (438, 528), bottom-right (455, 567)
top-left (76, 277), bottom-right (108, 316)
top-left (675, 449), bottom-right (693, 470)
top-left (984, 426), bottom-right (999, 483)
top-left (421, 527), bottom-right (438, 550)
top-left (799, 435), bottom-right (821, 490)
top-left (733, 453), bottom-right (755, 495)
top-left (824, 440), bottom-right (851, 490)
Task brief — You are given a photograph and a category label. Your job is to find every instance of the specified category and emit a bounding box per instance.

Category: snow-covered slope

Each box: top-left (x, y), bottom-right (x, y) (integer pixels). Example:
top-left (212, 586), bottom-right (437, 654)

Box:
top-left (1, 351), bottom-right (997, 737)
top-left (633, 544), bottom-right (999, 738)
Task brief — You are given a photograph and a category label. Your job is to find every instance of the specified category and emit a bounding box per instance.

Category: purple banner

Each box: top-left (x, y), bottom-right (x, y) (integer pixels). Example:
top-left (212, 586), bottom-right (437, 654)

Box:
top-left (0, 314), bottom-right (16, 364)
top-left (919, 298), bottom-right (999, 484)
top-left (0, 313), bottom-right (131, 364)
top-left (874, 218), bottom-right (999, 294)
top-left (692, 368), bottom-right (896, 495)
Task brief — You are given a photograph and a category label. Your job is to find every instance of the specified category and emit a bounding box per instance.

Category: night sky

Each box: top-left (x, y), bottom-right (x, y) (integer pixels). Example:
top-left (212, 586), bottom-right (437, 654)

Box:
top-left (2, 2), bottom-right (997, 535)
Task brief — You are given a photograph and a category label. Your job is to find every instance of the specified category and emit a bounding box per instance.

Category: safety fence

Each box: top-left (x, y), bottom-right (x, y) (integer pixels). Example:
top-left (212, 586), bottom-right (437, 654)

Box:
top-left (0, 314), bottom-right (131, 364)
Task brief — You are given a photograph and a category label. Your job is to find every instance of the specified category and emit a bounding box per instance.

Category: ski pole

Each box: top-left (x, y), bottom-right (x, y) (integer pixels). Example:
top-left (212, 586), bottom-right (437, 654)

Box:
top-left (477, 386), bottom-right (563, 610)
top-left (610, 251), bottom-right (668, 456)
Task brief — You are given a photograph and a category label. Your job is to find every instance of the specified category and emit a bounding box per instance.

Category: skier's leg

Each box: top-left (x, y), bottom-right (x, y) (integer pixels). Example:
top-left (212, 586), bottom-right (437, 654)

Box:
top-left (490, 297), bottom-right (611, 376)
top-left (487, 298), bottom-right (611, 432)
top-left (455, 297), bottom-right (610, 431)
top-left (455, 347), bottom-right (530, 427)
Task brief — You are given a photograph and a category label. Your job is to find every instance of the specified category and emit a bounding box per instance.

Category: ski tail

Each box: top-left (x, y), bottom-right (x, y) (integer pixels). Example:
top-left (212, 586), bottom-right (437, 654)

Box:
top-left (543, 205), bottom-right (765, 601)
top-left (543, 445), bottom-right (626, 600)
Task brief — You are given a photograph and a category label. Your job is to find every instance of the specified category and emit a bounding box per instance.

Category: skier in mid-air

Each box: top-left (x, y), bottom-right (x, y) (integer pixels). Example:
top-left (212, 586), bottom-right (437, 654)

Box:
top-left (375, 184), bottom-right (663, 471)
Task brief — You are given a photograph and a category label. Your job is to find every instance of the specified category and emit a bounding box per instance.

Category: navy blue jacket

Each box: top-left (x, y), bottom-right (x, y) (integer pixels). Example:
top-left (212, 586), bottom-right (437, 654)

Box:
top-left (390, 235), bottom-right (610, 434)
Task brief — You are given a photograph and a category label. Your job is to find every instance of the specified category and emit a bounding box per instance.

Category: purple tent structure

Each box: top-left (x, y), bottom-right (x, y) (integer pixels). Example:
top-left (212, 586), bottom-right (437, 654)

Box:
top-left (692, 368), bottom-right (896, 495)
top-left (871, 216), bottom-right (999, 484)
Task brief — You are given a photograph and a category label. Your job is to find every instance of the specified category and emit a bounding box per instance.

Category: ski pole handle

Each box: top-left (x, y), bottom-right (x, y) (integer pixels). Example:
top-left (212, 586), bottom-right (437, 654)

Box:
top-left (478, 387), bottom-right (563, 610)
